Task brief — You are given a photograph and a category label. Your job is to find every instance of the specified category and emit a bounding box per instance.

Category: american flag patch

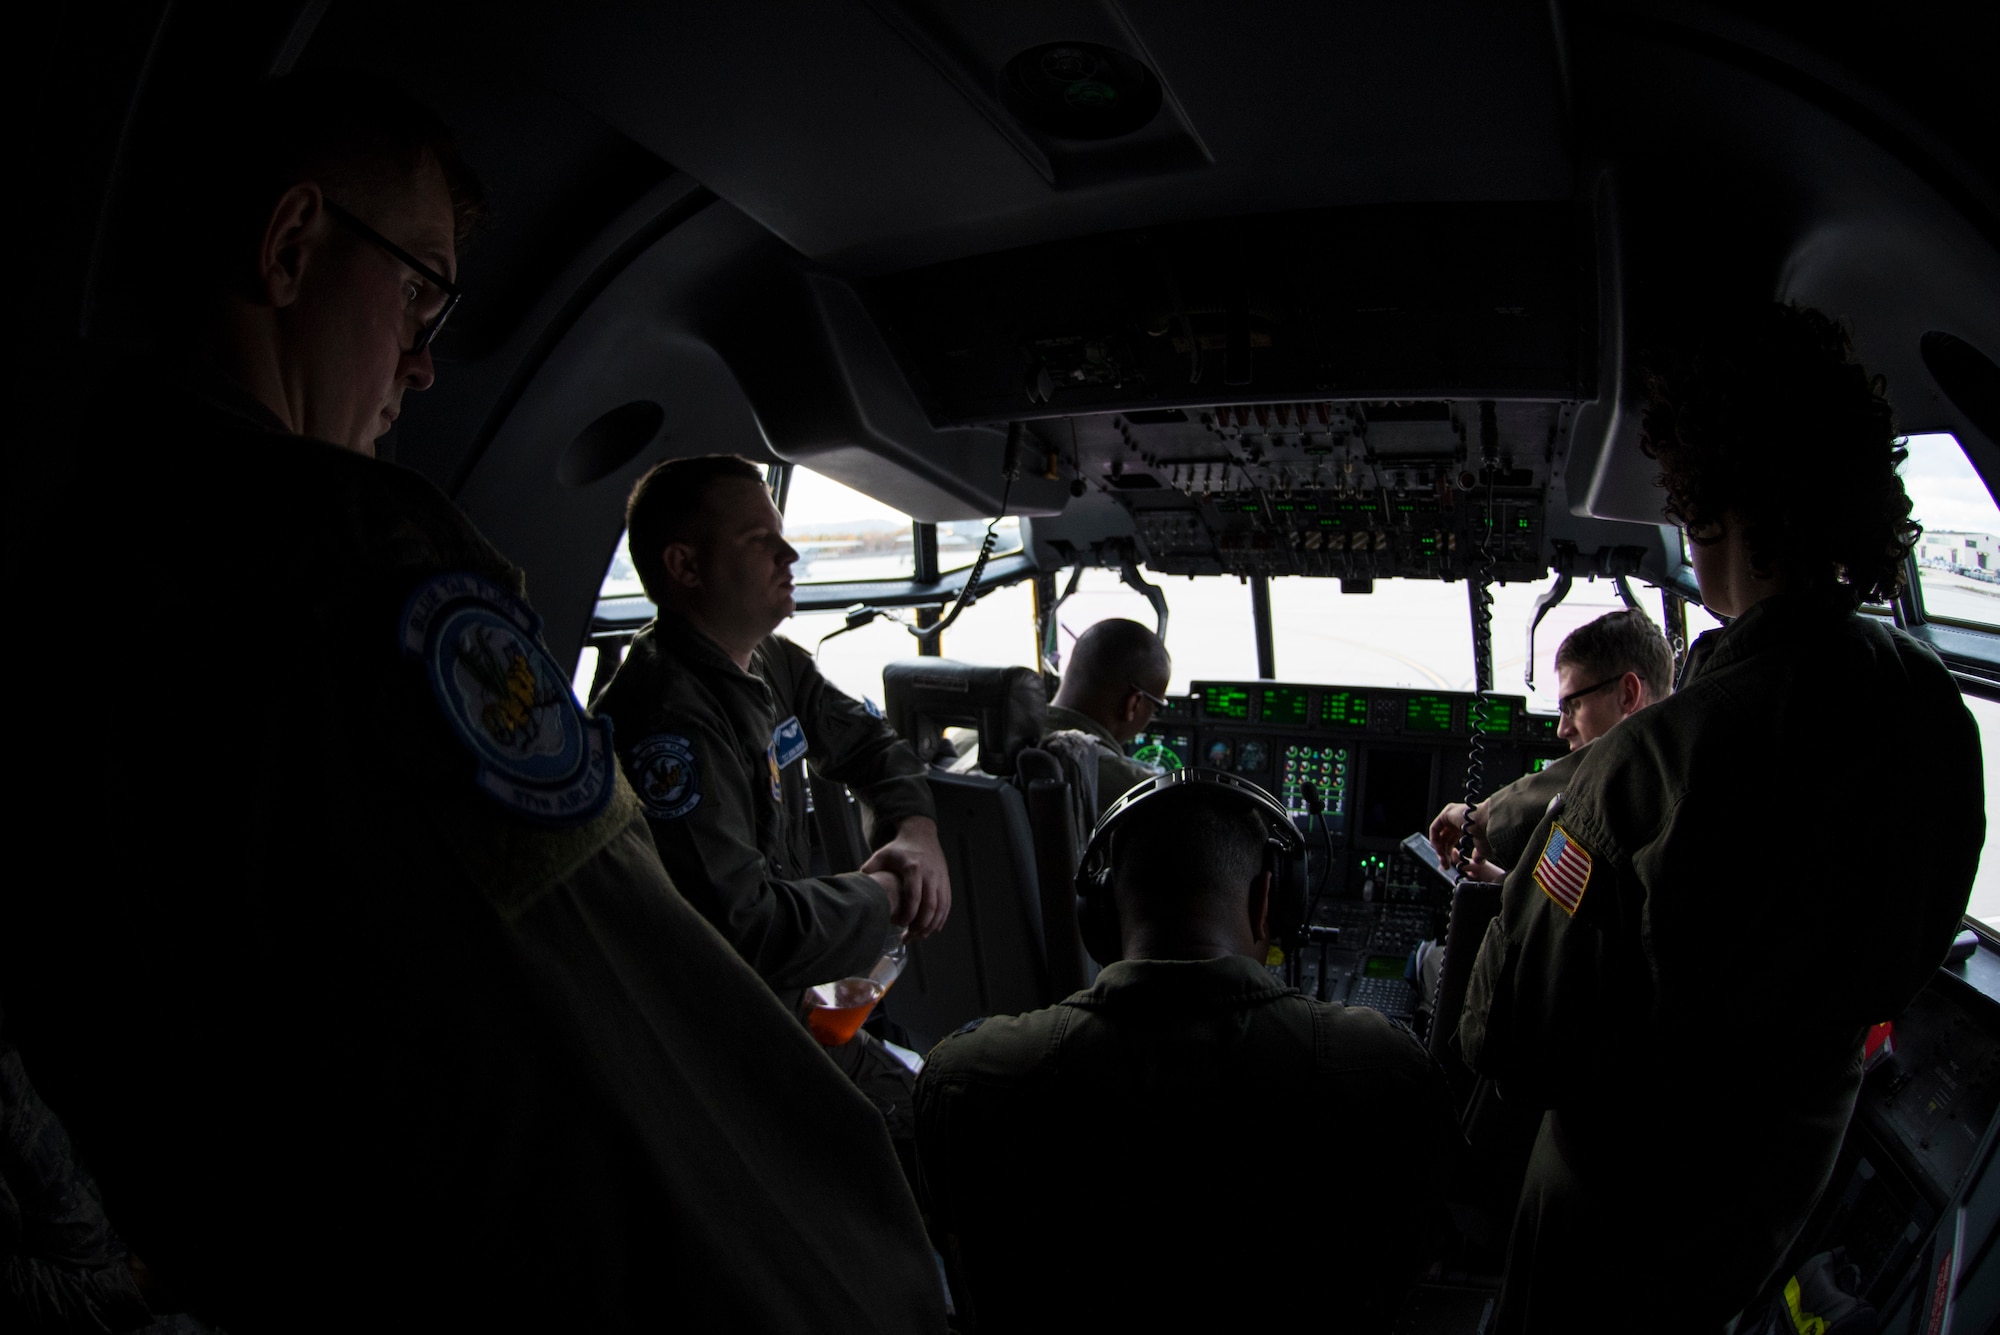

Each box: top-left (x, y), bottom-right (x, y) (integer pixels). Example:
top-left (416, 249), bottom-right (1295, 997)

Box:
top-left (1532, 823), bottom-right (1593, 915)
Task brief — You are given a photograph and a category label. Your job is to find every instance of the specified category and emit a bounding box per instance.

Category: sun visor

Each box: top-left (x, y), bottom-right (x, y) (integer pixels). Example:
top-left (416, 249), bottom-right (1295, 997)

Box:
top-left (1561, 173), bottom-right (1667, 525)
top-left (705, 267), bottom-right (1071, 522)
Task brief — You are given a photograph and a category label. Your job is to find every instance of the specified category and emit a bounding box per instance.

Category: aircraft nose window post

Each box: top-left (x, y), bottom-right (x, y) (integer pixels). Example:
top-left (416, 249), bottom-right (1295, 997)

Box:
top-left (1292, 776), bottom-right (1346, 997)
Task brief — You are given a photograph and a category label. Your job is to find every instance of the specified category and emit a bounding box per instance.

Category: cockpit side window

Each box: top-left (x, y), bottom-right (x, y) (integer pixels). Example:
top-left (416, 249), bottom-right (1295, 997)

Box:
top-left (1894, 431), bottom-right (2000, 934)
top-left (1904, 432), bottom-right (2000, 631)
top-left (938, 516), bottom-right (1022, 573)
top-left (783, 466), bottom-right (917, 583)
top-left (1958, 695), bottom-right (2000, 934)
top-left (781, 583), bottom-right (1038, 705)
top-left (581, 464), bottom-right (1039, 708)
top-left (774, 468), bottom-right (1030, 702)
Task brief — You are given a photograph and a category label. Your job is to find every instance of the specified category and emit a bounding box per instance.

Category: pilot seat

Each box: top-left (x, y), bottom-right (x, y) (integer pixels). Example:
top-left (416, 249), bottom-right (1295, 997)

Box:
top-left (881, 659), bottom-right (1094, 1049)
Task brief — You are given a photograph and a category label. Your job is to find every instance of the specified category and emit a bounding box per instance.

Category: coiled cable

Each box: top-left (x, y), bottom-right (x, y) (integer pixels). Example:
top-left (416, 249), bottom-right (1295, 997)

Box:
top-left (1457, 403), bottom-right (1500, 876)
top-left (914, 422), bottom-right (1023, 645)
top-left (816, 426), bottom-right (1023, 653)
top-left (1299, 780), bottom-right (1339, 999)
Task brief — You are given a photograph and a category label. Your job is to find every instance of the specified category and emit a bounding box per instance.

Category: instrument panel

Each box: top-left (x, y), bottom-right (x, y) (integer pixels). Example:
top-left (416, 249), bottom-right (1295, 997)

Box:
top-left (1128, 679), bottom-right (1568, 1023)
top-left (1134, 680), bottom-right (1561, 820)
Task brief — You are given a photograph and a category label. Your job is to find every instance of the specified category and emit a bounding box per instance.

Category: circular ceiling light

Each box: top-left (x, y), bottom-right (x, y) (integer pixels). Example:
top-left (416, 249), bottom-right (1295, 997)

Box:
top-left (1001, 41), bottom-right (1163, 141)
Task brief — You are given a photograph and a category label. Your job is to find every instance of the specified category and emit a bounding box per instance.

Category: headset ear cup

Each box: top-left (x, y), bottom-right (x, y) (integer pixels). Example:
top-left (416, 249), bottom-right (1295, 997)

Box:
top-left (1076, 868), bottom-right (1121, 966)
top-left (1269, 839), bottom-right (1307, 948)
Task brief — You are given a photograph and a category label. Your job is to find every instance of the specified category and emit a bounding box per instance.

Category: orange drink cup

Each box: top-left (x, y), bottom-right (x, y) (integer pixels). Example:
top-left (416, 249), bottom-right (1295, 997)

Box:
top-left (806, 977), bottom-right (887, 1045)
top-left (804, 927), bottom-right (907, 1046)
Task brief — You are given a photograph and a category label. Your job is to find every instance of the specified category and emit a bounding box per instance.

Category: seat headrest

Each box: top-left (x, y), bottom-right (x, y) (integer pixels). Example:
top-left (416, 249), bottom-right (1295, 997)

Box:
top-left (882, 659), bottom-right (1049, 777)
top-left (1014, 747), bottom-right (1063, 786)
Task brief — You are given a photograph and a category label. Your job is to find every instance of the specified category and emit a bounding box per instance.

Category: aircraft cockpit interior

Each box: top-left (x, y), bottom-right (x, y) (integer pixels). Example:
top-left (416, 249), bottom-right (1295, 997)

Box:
top-left (22, 1), bottom-right (2000, 1329)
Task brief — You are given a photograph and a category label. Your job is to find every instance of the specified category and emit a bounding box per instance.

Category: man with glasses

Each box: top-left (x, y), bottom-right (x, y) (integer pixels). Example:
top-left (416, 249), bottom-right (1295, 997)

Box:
top-left (1429, 609), bottom-right (1674, 880)
top-left (1043, 618), bottom-right (1175, 821)
top-left (3, 72), bottom-right (942, 1332)
top-left (592, 455), bottom-right (953, 1151)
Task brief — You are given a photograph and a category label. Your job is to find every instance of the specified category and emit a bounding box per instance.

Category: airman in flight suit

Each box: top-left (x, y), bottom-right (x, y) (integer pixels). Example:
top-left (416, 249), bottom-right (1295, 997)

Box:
top-left (1430, 607), bottom-right (1674, 879)
top-left (1458, 304), bottom-right (1984, 1333)
top-left (916, 772), bottom-right (1457, 1331)
top-left (592, 455), bottom-right (954, 1130)
top-left (595, 612), bottom-right (939, 990)
top-left (2, 75), bottom-right (942, 1332)
top-left (1040, 617), bottom-right (1174, 820)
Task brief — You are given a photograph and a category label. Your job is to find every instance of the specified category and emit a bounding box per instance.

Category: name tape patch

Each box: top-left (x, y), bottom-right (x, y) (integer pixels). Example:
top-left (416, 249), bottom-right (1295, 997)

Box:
top-left (631, 733), bottom-right (701, 820)
top-left (1532, 821), bottom-right (1593, 916)
top-left (400, 572), bottom-right (613, 826)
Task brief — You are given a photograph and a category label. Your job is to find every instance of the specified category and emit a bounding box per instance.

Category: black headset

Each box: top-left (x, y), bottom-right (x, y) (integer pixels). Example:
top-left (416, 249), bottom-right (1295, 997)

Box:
top-left (1074, 767), bottom-right (1307, 967)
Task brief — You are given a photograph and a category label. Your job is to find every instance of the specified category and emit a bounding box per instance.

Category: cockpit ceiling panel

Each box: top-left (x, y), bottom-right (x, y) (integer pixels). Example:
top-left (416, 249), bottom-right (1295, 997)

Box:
top-left (1059, 400), bottom-right (1568, 583)
top-left (866, 202), bottom-right (1587, 427)
top-left (509, 0), bottom-right (1571, 272)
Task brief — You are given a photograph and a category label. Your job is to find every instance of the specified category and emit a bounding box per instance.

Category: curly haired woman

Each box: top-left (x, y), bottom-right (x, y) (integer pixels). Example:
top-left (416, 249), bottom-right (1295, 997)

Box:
top-left (1461, 302), bottom-right (1985, 1335)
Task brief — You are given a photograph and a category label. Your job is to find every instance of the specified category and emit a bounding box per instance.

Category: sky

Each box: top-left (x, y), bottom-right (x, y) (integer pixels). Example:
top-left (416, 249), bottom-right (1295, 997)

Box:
top-left (786, 466), bottom-right (906, 527)
top-left (1902, 432), bottom-right (2000, 535)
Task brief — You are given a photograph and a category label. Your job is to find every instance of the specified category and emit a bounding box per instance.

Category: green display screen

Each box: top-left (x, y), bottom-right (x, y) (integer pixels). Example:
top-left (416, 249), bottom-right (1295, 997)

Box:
top-left (1529, 756), bottom-right (1551, 773)
top-left (1475, 701), bottom-right (1516, 735)
top-left (1201, 684), bottom-right (1251, 720)
top-left (1261, 687), bottom-right (1309, 725)
top-left (1405, 695), bottom-right (1453, 734)
top-left (1320, 691), bottom-right (1367, 727)
top-left (1131, 733), bottom-right (1190, 772)
top-left (1364, 955), bottom-right (1407, 979)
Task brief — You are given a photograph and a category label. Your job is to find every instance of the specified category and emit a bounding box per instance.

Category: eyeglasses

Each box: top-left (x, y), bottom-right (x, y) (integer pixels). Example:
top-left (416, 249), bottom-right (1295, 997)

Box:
top-left (1557, 675), bottom-right (1621, 717)
top-left (1130, 683), bottom-right (1171, 711)
top-left (323, 199), bottom-right (462, 353)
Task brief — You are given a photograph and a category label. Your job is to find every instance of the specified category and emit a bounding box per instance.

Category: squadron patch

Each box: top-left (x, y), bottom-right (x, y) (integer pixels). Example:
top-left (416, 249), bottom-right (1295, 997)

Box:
top-left (1532, 822), bottom-right (1594, 916)
top-left (772, 714), bottom-right (809, 770)
top-left (400, 572), bottom-right (613, 826)
top-left (631, 733), bottom-right (701, 820)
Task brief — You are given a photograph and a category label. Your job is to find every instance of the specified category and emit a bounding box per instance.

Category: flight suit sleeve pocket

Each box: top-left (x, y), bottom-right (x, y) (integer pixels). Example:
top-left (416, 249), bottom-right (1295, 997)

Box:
top-left (441, 764), bottom-right (647, 921)
top-left (1457, 917), bottom-right (1511, 1074)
